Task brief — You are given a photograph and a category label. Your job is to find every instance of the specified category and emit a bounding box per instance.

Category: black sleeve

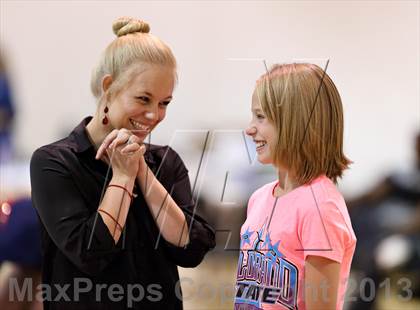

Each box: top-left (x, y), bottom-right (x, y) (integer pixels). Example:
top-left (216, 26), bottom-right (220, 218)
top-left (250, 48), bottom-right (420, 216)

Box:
top-left (161, 148), bottom-right (216, 268)
top-left (30, 148), bottom-right (121, 276)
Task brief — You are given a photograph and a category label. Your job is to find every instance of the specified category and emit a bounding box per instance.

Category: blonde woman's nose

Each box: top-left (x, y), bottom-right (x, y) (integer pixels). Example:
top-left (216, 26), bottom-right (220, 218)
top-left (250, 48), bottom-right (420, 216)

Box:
top-left (144, 111), bottom-right (156, 121)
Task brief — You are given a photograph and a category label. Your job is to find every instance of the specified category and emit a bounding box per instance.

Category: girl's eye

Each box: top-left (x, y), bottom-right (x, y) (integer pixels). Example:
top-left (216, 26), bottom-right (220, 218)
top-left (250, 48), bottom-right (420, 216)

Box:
top-left (159, 101), bottom-right (171, 107)
top-left (256, 114), bottom-right (265, 120)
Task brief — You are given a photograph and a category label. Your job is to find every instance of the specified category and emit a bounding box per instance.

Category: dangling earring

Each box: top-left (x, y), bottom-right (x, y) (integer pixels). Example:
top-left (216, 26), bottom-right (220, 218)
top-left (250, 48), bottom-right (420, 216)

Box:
top-left (102, 106), bottom-right (109, 125)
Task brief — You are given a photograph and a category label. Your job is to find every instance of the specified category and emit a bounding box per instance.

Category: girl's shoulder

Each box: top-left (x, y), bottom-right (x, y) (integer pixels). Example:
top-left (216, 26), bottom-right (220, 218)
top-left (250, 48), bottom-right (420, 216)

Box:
top-left (297, 175), bottom-right (345, 207)
top-left (249, 180), bottom-right (278, 201)
top-left (246, 181), bottom-right (277, 214)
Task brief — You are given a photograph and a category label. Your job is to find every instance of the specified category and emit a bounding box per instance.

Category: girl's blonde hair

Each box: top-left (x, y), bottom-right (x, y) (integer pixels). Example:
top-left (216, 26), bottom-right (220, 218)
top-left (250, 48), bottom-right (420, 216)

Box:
top-left (90, 17), bottom-right (177, 100)
top-left (256, 63), bottom-right (351, 185)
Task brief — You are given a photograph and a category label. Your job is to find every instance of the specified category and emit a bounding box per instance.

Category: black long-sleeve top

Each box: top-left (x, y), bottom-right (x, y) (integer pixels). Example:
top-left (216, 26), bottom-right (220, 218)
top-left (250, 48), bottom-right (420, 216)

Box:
top-left (30, 117), bottom-right (216, 310)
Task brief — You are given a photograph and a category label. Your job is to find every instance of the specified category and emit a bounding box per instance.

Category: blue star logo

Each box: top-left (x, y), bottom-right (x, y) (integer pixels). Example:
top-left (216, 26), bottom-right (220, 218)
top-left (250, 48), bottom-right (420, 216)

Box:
top-left (263, 231), bottom-right (272, 247)
top-left (268, 240), bottom-right (283, 260)
top-left (241, 226), bottom-right (254, 246)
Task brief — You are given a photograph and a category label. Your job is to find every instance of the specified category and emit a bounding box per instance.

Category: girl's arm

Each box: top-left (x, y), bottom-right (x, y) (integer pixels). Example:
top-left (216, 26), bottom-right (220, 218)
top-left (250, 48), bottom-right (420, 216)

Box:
top-left (305, 255), bottom-right (340, 310)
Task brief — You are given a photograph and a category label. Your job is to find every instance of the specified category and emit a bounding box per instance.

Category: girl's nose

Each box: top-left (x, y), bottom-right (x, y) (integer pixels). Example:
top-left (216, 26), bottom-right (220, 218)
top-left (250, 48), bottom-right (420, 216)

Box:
top-left (245, 125), bottom-right (257, 136)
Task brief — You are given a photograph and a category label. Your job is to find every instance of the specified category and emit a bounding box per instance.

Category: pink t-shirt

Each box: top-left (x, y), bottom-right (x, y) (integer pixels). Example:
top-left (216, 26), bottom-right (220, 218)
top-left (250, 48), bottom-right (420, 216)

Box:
top-left (234, 175), bottom-right (356, 310)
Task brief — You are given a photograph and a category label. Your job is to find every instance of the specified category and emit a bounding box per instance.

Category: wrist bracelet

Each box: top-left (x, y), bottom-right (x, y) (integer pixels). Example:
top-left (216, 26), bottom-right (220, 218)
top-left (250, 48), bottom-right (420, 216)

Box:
top-left (108, 184), bottom-right (133, 201)
top-left (98, 209), bottom-right (123, 231)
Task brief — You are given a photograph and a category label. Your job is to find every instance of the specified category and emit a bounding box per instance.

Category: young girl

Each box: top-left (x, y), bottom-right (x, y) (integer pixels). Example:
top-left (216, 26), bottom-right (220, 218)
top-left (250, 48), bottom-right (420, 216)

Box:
top-left (235, 63), bottom-right (356, 310)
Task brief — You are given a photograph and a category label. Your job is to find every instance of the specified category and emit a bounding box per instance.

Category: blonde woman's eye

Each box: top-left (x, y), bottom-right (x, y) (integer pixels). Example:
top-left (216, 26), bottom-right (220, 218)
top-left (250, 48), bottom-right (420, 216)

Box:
top-left (136, 96), bottom-right (150, 104)
top-left (257, 114), bottom-right (265, 119)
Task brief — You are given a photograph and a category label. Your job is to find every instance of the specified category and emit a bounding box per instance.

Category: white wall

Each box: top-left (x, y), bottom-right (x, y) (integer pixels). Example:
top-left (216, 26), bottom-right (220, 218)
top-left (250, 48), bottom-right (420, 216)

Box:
top-left (1, 0), bottom-right (419, 196)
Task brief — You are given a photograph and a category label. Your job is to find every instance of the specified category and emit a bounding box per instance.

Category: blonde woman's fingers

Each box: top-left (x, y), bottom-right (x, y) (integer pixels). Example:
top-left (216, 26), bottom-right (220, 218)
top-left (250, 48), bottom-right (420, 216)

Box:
top-left (109, 129), bottom-right (131, 149)
top-left (96, 129), bottom-right (119, 159)
top-left (120, 142), bottom-right (141, 154)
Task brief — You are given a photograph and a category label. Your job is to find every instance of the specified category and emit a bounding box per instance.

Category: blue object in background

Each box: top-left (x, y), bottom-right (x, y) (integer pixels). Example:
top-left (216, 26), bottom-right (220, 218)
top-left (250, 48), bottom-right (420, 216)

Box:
top-left (0, 74), bottom-right (14, 121)
top-left (0, 198), bottom-right (42, 268)
top-left (0, 73), bottom-right (15, 161)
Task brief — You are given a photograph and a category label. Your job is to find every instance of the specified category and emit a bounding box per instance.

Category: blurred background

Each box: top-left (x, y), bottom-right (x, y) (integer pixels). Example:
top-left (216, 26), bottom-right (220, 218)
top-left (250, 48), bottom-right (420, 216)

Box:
top-left (0, 1), bottom-right (419, 309)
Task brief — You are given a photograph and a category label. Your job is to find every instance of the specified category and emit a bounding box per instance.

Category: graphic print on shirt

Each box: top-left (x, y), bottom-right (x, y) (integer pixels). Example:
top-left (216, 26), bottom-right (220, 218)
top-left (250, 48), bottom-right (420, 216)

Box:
top-left (235, 218), bottom-right (298, 310)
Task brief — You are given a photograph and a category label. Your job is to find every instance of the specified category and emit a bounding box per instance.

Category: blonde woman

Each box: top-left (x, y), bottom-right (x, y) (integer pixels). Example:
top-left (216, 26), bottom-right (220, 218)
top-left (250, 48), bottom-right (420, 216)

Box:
top-left (30, 17), bottom-right (215, 309)
top-left (235, 63), bottom-right (356, 309)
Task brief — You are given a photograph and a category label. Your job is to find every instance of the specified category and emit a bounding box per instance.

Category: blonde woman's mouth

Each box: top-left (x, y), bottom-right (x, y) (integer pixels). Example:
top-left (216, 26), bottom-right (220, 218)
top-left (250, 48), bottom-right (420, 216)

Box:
top-left (130, 119), bottom-right (150, 132)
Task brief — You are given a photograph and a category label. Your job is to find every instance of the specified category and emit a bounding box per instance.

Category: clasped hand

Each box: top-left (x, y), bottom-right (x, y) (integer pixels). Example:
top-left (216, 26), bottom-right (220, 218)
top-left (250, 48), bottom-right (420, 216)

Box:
top-left (95, 128), bottom-right (146, 179)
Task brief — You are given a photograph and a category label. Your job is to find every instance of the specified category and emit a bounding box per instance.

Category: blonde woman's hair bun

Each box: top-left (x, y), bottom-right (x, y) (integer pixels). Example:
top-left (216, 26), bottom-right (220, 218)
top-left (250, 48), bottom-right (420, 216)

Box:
top-left (112, 17), bottom-right (150, 37)
top-left (91, 16), bottom-right (176, 99)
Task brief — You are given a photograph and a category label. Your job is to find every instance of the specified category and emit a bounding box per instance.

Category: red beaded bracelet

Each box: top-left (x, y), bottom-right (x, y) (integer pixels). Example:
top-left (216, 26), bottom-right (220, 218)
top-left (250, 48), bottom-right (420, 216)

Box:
top-left (107, 184), bottom-right (133, 201)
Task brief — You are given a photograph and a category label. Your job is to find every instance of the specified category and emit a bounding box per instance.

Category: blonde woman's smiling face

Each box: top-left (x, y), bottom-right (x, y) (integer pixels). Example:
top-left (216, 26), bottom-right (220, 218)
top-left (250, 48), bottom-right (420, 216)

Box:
top-left (107, 64), bottom-right (175, 140)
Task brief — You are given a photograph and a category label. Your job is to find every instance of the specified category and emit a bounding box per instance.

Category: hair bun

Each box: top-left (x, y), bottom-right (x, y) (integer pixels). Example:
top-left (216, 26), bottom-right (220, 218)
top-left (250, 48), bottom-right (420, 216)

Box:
top-left (112, 17), bottom-right (150, 37)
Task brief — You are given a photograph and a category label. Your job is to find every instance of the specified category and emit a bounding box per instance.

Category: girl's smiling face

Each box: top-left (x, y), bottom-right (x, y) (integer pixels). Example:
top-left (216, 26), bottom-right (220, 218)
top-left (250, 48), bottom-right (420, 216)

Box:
top-left (245, 90), bottom-right (277, 165)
